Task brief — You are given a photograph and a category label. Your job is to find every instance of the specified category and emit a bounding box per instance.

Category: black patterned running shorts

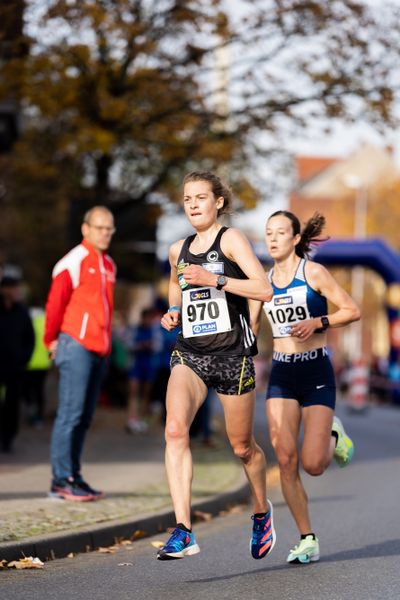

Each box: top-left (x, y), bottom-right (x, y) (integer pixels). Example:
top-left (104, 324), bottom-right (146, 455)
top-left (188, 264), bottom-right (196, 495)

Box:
top-left (170, 350), bottom-right (256, 396)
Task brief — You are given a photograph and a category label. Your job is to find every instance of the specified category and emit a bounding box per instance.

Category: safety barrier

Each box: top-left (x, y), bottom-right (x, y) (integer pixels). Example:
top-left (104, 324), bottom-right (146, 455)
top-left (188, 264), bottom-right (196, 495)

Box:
top-left (348, 359), bottom-right (369, 412)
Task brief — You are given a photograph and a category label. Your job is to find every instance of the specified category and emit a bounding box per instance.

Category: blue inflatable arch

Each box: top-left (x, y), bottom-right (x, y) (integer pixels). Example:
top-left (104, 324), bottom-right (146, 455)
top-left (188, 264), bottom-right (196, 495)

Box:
top-left (313, 238), bottom-right (400, 404)
top-left (313, 238), bottom-right (400, 284)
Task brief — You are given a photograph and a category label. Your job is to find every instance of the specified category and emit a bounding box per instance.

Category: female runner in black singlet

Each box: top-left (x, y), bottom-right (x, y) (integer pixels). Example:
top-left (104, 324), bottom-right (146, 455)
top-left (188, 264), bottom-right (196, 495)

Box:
top-left (157, 171), bottom-right (276, 561)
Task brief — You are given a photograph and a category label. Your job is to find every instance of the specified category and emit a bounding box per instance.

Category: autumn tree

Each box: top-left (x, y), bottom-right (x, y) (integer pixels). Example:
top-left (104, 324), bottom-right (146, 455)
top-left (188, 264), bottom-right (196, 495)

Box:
top-left (0, 0), bottom-right (399, 295)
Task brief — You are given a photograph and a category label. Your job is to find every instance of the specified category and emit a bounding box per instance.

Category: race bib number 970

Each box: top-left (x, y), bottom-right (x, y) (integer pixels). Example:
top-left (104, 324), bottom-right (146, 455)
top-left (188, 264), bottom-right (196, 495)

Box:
top-left (182, 287), bottom-right (232, 338)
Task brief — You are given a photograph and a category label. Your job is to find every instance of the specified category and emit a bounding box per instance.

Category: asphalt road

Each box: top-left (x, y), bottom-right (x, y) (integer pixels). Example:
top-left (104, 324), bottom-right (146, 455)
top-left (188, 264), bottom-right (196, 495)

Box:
top-left (2, 402), bottom-right (400, 600)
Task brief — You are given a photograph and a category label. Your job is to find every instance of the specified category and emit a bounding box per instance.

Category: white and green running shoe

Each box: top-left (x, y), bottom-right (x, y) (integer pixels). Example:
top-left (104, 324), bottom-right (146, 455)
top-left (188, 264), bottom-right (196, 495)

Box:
top-left (287, 535), bottom-right (320, 564)
top-left (332, 416), bottom-right (354, 468)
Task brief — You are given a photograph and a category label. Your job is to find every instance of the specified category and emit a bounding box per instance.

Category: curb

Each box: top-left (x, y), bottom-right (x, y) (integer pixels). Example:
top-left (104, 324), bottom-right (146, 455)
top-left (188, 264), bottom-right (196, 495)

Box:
top-left (0, 478), bottom-right (250, 563)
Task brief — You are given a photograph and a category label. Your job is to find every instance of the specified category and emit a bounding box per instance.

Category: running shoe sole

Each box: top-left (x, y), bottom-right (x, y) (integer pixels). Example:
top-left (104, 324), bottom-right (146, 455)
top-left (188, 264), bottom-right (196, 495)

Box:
top-left (48, 490), bottom-right (96, 502)
top-left (288, 553), bottom-right (320, 564)
top-left (157, 543), bottom-right (200, 560)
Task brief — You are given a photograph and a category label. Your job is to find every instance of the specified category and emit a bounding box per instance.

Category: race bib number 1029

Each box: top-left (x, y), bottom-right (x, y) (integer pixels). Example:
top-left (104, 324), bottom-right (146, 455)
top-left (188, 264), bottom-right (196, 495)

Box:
top-left (181, 287), bottom-right (232, 338)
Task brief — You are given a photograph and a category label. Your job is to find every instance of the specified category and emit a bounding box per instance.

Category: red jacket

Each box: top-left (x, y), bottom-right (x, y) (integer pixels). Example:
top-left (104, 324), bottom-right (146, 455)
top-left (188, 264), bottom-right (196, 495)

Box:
top-left (44, 239), bottom-right (116, 356)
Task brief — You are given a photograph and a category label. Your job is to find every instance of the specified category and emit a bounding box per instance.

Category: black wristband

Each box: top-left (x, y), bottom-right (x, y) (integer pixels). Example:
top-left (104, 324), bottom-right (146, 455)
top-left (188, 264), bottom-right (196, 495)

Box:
top-left (315, 315), bottom-right (329, 333)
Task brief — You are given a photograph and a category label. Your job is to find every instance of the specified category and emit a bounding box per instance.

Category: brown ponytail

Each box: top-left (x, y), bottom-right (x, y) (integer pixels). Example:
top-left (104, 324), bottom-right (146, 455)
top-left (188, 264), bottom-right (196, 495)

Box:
top-left (296, 212), bottom-right (328, 258)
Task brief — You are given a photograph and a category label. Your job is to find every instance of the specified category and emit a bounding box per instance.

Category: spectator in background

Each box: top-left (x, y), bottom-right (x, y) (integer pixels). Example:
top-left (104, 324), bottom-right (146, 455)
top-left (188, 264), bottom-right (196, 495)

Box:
top-left (126, 307), bottom-right (155, 433)
top-left (102, 311), bottom-right (130, 407)
top-left (369, 355), bottom-right (390, 403)
top-left (151, 299), bottom-right (179, 424)
top-left (0, 274), bottom-right (34, 452)
top-left (44, 206), bottom-right (116, 501)
top-left (23, 305), bottom-right (51, 427)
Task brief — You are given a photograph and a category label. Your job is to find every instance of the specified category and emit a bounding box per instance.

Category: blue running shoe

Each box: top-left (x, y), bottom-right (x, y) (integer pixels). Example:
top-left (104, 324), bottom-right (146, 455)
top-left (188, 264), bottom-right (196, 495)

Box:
top-left (250, 499), bottom-right (276, 559)
top-left (157, 526), bottom-right (200, 560)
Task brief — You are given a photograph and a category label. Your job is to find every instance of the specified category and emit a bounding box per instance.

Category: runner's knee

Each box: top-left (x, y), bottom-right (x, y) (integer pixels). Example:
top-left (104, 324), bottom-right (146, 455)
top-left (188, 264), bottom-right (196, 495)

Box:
top-left (302, 456), bottom-right (326, 477)
top-left (275, 445), bottom-right (298, 475)
top-left (165, 419), bottom-right (189, 443)
top-left (231, 441), bottom-right (253, 463)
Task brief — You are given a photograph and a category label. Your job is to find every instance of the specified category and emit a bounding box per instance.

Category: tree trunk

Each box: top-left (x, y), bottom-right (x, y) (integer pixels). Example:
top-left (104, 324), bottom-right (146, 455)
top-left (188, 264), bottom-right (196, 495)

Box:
top-left (95, 154), bottom-right (112, 204)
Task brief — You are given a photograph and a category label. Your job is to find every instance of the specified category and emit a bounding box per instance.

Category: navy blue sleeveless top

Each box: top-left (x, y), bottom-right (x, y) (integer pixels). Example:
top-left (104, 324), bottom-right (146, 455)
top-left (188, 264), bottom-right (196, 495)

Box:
top-left (263, 258), bottom-right (327, 338)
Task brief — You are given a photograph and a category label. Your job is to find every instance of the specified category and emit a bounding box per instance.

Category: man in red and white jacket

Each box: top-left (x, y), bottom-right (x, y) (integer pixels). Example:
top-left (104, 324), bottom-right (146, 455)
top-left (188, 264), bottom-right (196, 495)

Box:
top-left (45, 206), bottom-right (116, 501)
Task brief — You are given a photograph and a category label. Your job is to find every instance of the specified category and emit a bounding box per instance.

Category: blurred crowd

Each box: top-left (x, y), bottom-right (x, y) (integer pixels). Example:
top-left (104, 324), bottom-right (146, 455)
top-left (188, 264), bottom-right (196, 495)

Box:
top-left (105, 300), bottom-right (179, 432)
top-left (104, 298), bottom-right (215, 445)
top-left (336, 355), bottom-right (392, 404)
top-left (0, 275), bottom-right (217, 454)
top-left (0, 268), bottom-right (396, 455)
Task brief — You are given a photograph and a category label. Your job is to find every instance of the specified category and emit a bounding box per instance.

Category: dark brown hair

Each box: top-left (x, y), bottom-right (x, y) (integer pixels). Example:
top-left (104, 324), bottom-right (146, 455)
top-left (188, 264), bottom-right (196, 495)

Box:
top-left (268, 210), bottom-right (328, 258)
top-left (183, 171), bottom-right (232, 216)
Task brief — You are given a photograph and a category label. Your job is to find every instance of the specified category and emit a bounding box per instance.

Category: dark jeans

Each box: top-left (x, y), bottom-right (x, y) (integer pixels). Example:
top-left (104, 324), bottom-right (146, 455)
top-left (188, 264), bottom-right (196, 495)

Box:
top-left (50, 334), bottom-right (107, 482)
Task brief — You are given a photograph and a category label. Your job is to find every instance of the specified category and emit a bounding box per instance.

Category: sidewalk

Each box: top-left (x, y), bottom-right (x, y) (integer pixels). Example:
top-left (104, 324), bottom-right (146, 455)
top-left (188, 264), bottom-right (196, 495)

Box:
top-left (0, 407), bottom-right (249, 563)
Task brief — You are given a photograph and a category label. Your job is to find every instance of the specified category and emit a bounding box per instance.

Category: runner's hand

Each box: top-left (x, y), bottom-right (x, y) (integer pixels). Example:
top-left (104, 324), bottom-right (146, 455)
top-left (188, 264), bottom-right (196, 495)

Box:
top-left (290, 319), bottom-right (317, 342)
top-left (182, 264), bottom-right (214, 287)
top-left (161, 310), bottom-right (180, 331)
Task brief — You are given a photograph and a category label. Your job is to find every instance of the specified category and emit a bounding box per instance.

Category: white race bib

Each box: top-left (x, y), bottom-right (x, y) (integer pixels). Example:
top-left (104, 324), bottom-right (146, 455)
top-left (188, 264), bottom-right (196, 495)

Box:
top-left (182, 286), bottom-right (232, 338)
top-left (263, 285), bottom-right (311, 338)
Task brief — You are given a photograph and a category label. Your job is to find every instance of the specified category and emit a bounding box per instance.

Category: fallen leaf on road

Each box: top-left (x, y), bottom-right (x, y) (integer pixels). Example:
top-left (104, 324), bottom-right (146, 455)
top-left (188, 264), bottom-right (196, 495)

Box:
top-left (219, 504), bottom-right (246, 517)
top-left (97, 547), bottom-right (116, 554)
top-left (117, 562), bottom-right (133, 566)
top-left (0, 559), bottom-right (8, 569)
top-left (193, 510), bottom-right (212, 522)
top-left (8, 557), bottom-right (44, 569)
top-left (151, 541), bottom-right (164, 549)
top-left (119, 540), bottom-right (133, 547)
top-left (113, 536), bottom-right (124, 545)
top-left (131, 530), bottom-right (147, 540)
top-left (67, 553), bottom-right (75, 558)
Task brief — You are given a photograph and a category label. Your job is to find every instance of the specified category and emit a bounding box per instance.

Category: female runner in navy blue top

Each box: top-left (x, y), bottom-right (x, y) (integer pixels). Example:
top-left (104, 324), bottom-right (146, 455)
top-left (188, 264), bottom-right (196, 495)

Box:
top-left (252, 210), bottom-right (360, 565)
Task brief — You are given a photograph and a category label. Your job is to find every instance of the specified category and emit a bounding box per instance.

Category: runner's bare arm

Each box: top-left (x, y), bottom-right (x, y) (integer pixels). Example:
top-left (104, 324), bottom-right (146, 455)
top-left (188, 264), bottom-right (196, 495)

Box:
top-left (248, 299), bottom-right (263, 337)
top-left (290, 262), bottom-right (361, 339)
top-left (182, 229), bottom-right (272, 302)
top-left (306, 262), bottom-right (360, 327)
top-left (161, 240), bottom-right (184, 331)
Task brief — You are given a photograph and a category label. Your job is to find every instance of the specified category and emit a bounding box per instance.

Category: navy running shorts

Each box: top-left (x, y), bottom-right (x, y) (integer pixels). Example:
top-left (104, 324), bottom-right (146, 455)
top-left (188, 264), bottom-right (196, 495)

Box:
top-left (266, 346), bottom-right (336, 409)
top-left (170, 350), bottom-right (256, 396)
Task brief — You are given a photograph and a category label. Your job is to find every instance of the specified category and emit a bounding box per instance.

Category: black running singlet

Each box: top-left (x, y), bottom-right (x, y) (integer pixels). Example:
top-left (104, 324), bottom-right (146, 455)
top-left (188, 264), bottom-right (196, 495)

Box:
top-left (174, 227), bottom-right (257, 356)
